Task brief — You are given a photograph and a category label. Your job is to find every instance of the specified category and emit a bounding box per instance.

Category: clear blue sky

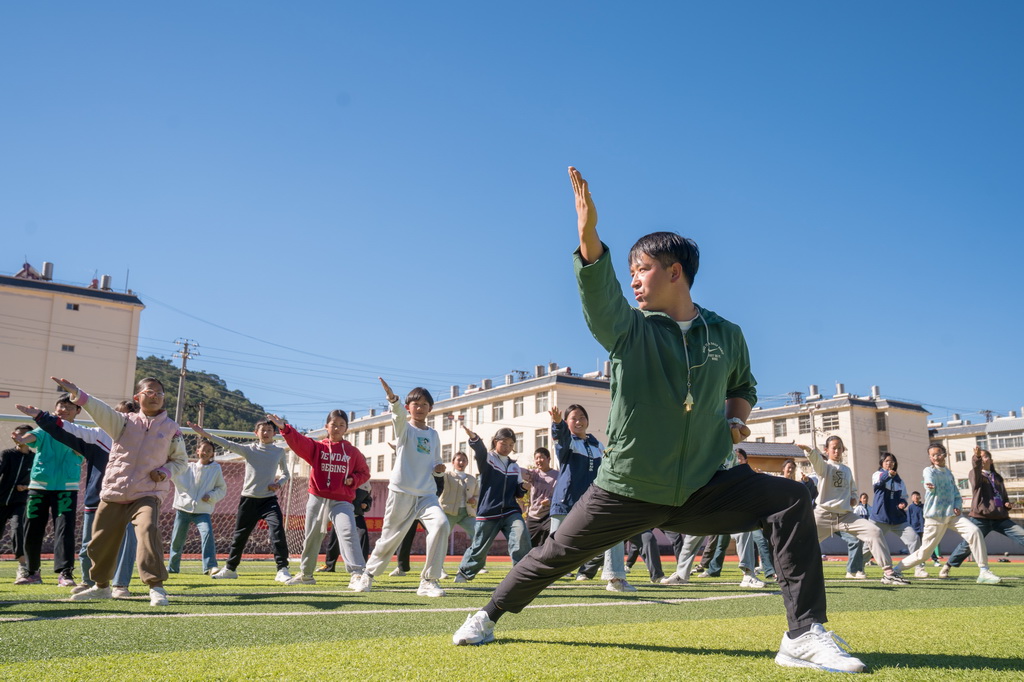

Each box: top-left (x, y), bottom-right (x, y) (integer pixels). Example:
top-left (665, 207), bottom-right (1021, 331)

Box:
top-left (3, 3), bottom-right (1022, 429)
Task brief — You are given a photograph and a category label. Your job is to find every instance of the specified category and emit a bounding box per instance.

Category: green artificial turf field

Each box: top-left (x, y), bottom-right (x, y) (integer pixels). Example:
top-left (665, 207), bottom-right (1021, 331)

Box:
top-left (1, 559), bottom-right (1021, 680)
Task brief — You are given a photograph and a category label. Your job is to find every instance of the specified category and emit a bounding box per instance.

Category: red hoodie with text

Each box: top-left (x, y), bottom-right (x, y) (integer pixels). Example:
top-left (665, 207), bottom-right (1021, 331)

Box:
top-left (280, 425), bottom-right (370, 502)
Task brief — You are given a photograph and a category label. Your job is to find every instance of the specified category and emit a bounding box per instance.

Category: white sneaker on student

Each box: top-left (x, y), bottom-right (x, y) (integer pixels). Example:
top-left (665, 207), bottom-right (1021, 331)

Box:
top-left (660, 572), bottom-right (689, 585)
top-left (740, 573), bottom-right (766, 588)
top-left (977, 569), bottom-right (1001, 585)
top-left (111, 586), bottom-right (131, 599)
top-left (70, 583), bottom-right (94, 595)
top-left (881, 571), bottom-right (910, 586)
top-left (440, 571), bottom-right (450, 580)
top-left (389, 567), bottom-right (407, 577)
top-left (69, 585), bottom-right (112, 601)
top-left (275, 568), bottom-right (292, 583)
top-left (211, 567), bottom-right (238, 580)
top-left (352, 573), bottom-right (373, 593)
top-left (853, 571), bottom-right (867, 580)
top-left (914, 566), bottom-right (929, 578)
top-left (417, 579), bottom-right (446, 597)
top-left (575, 574), bottom-right (590, 581)
top-left (938, 564), bottom-right (951, 579)
top-left (606, 578), bottom-right (636, 592)
top-left (453, 572), bottom-right (469, 583)
top-left (453, 611), bottom-right (495, 646)
top-left (285, 574), bottom-right (315, 585)
top-left (775, 623), bottom-right (866, 673)
top-left (347, 573), bottom-right (362, 590)
top-left (149, 587), bottom-right (169, 607)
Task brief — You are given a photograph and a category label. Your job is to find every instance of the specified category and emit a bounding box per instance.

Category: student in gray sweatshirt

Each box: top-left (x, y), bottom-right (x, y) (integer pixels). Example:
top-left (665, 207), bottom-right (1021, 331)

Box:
top-left (189, 420), bottom-right (292, 582)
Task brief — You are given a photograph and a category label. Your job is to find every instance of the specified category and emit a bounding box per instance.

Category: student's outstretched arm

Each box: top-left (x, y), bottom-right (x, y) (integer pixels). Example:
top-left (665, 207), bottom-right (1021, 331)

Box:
top-left (267, 414), bottom-right (318, 465)
top-left (569, 167), bottom-right (603, 264)
top-left (188, 421), bottom-right (249, 458)
top-left (51, 376), bottom-right (127, 441)
top-left (18, 406), bottom-right (106, 466)
top-left (797, 444), bottom-right (827, 480)
top-left (380, 377), bottom-right (408, 440)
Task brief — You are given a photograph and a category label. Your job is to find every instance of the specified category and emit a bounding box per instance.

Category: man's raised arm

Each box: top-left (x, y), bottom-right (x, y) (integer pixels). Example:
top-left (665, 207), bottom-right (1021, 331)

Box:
top-left (569, 166), bottom-right (603, 264)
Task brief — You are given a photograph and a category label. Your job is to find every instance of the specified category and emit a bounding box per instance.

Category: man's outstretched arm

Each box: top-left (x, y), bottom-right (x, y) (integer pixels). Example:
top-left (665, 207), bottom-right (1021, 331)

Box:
top-left (569, 166), bottom-right (603, 264)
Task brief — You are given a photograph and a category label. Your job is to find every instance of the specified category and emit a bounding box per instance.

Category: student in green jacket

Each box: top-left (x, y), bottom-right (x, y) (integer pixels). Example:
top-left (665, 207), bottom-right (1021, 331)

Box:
top-left (454, 167), bottom-right (865, 674)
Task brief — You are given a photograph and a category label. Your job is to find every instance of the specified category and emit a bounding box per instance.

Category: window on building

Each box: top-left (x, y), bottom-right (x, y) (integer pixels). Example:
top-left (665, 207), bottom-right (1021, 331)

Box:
top-left (66, 303), bottom-right (79, 311)
top-left (475, 405), bottom-right (484, 425)
top-left (955, 451), bottom-right (966, 462)
top-left (1002, 462), bottom-right (1024, 479)
top-left (876, 412), bottom-right (887, 432)
top-left (535, 391), bottom-right (549, 413)
top-left (513, 396), bottom-right (524, 418)
top-left (442, 412), bottom-right (453, 431)
top-left (61, 344), bottom-right (75, 352)
top-left (377, 454), bottom-right (384, 472)
top-left (442, 444), bottom-right (452, 463)
top-left (391, 453), bottom-right (397, 469)
top-left (535, 429), bottom-right (549, 451)
top-left (755, 437), bottom-right (765, 443)
top-left (957, 478), bottom-right (969, 490)
top-left (773, 419), bottom-right (787, 438)
top-left (989, 431), bottom-right (1024, 449)
top-left (821, 412), bottom-right (839, 431)
top-left (427, 416), bottom-right (435, 430)
top-left (879, 445), bottom-right (889, 457)
top-left (378, 426), bottom-right (385, 442)
top-left (459, 408), bottom-right (468, 424)
top-left (515, 432), bottom-right (524, 454)
top-left (458, 441), bottom-right (466, 453)
top-left (798, 414), bottom-right (811, 434)
top-left (364, 429), bottom-right (372, 445)
top-left (492, 402), bottom-right (504, 421)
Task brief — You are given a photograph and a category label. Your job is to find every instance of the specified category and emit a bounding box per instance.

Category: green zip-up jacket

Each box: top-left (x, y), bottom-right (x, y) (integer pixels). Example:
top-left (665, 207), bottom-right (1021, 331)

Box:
top-left (27, 428), bottom-right (84, 491)
top-left (575, 245), bottom-right (757, 507)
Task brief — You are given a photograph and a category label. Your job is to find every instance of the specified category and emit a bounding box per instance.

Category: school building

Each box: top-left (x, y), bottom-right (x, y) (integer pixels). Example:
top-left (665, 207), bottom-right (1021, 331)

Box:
top-left (0, 261), bottom-right (144, 415)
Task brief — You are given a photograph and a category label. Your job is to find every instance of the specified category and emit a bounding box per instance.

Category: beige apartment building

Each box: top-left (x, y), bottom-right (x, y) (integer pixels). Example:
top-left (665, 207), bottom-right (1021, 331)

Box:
top-left (0, 262), bottom-right (144, 415)
top-left (929, 411), bottom-right (1024, 517)
top-left (745, 383), bottom-right (932, 502)
top-left (305, 363), bottom-right (612, 481)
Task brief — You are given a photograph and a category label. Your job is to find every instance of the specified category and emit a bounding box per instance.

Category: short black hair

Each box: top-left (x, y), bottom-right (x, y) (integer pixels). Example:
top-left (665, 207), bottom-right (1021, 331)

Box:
top-left (54, 393), bottom-right (81, 411)
top-left (911, 490), bottom-right (921, 497)
top-left (628, 231), bottom-right (700, 287)
top-left (879, 452), bottom-right (898, 471)
top-left (255, 419), bottom-right (279, 433)
top-left (534, 447), bottom-right (551, 458)
top-left (491, 427), bottom-right (517, 448)
top-left (564, 404), bottom-right (589, 422)
top-left (405, 387), bottom-right (435, 409)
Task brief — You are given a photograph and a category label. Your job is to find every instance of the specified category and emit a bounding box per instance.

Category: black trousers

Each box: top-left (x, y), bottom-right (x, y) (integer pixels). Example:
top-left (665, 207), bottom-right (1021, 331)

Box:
top-left (24, 490), bottom-right (77, 574)
top-left (0, 502), bottom-right (27, 559)
top-left (526, 514), bottom-right (552, 549)
top-left (397, 519), bottom-right (425, 572)
top-left (226, 496), bottom-right (290, 570)
top-left (490, 465), bottom-right (825, 631)
top-left (625, 529), bottom-right (664, 581)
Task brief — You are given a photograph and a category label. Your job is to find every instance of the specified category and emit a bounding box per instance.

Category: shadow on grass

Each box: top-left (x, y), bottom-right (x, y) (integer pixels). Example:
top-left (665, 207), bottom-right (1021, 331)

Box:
top-left (508, 638), bottom-right (1022, 671)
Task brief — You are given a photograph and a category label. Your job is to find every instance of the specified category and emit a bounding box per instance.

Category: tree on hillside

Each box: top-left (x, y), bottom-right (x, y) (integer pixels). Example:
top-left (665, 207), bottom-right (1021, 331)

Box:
top-left (135, 355), bottom-right (273, 431)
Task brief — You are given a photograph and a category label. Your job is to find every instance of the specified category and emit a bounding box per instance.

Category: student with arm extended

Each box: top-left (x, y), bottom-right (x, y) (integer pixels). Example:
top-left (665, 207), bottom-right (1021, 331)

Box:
top-left (269, 411), bottom-right (370, 588)
top-left (359, 379), bottom-right (450, 597)
top-left (190, 419), bottom-right (292, 582)
top-left (455, 167), bottom-right (864, 673)
top-left (54, 376), bottom-right (188, 607)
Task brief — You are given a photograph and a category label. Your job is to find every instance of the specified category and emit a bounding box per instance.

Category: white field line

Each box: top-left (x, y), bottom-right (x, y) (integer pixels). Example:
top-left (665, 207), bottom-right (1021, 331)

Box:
top-left (0, 590), bottom-right (776, 623)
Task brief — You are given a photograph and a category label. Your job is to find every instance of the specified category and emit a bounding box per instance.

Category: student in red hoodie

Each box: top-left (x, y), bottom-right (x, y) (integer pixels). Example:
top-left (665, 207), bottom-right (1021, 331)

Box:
top-left (268, 411), bottom-right (370, 589)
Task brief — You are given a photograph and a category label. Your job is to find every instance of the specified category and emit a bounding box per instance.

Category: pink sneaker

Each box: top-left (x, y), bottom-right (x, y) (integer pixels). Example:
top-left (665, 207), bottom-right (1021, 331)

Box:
top-left (14, 571), bottom-right (42, 585)
top-left (58, 573), bottom-right (77, 588)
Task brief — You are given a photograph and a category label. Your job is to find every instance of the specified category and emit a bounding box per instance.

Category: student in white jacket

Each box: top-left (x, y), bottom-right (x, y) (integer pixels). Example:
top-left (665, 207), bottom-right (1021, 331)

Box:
top-left (798, 438), bottom-right (909, 586)
top-left (167, 439), bottom-right (227, 575)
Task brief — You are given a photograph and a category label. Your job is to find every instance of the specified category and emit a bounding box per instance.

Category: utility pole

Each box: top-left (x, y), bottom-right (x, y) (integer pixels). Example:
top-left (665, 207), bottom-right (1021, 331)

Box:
top-left (197, 400), bottom-right (206, 428)
top-left (172, 339), bottom-right (199, 424)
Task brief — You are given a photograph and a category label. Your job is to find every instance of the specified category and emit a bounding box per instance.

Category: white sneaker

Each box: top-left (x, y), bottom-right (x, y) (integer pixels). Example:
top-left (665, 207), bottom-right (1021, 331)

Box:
top-left (275, 568), bottom-right (292, 583)
top-left (69, 585), bottom-right (113, 601)
top-left (881, 572), bottom-right (910, 586)
top-left (352, 573), bottom-right (373, 593)
top-left (417, 578), bottom-right (446, 597)
top-left (914, 566), bottom-right (929, 578)
top-left (575, 574), bottom-right (590, 581)
top-left (606, 578), bottom-right (636, 592)
top-left (775, 623), bottom-right (865, 673)
top-left (285, 574), bottom-right (315, 585)
top-left (389, 567), bottom-right (407, 577)
top-left (211, 567), bottom-right (238, 580)
top-left (70, 583), bottom-right (94, 595)
top-left (478, 568), bottom-right (488, 574)
top-left (347, 573), bottom-right (362, 590)
top-left (111, 586), bottom-right (131, 599)
top-left (440, 570), bottom-right (450, 579)
top-left (938, 565), bottom-right (951, 579)
top-left (977, 569), bottom-right (1001, 585)
top-left (697, 571), bottom-right (713, 578)
top-left (452, 611), bottom-right (495, 646)
top-left (149, 587), bottom-right (169, 607)
top-left (454, 572), bottom-right (469, 583)
top-left (853, 571), bottom-right (867, 580)
top-left (740, 573), bottom-right (766, 588)
top-left (660, 572), bottom-right (689, 585)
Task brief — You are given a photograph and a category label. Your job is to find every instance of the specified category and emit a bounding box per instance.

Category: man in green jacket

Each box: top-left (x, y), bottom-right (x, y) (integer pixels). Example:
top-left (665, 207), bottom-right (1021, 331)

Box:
top-left (453, 168), bottom-right (865, 674)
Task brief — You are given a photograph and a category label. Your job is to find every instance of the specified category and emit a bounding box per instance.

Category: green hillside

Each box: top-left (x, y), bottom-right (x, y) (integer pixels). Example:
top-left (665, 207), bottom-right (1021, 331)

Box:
top-left (134, 355), bottom-right (268, 431)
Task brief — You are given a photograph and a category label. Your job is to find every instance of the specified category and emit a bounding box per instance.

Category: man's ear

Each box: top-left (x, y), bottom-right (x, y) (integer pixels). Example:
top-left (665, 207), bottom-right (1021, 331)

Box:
top-left (670, 261), bottom-right (685, 283)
